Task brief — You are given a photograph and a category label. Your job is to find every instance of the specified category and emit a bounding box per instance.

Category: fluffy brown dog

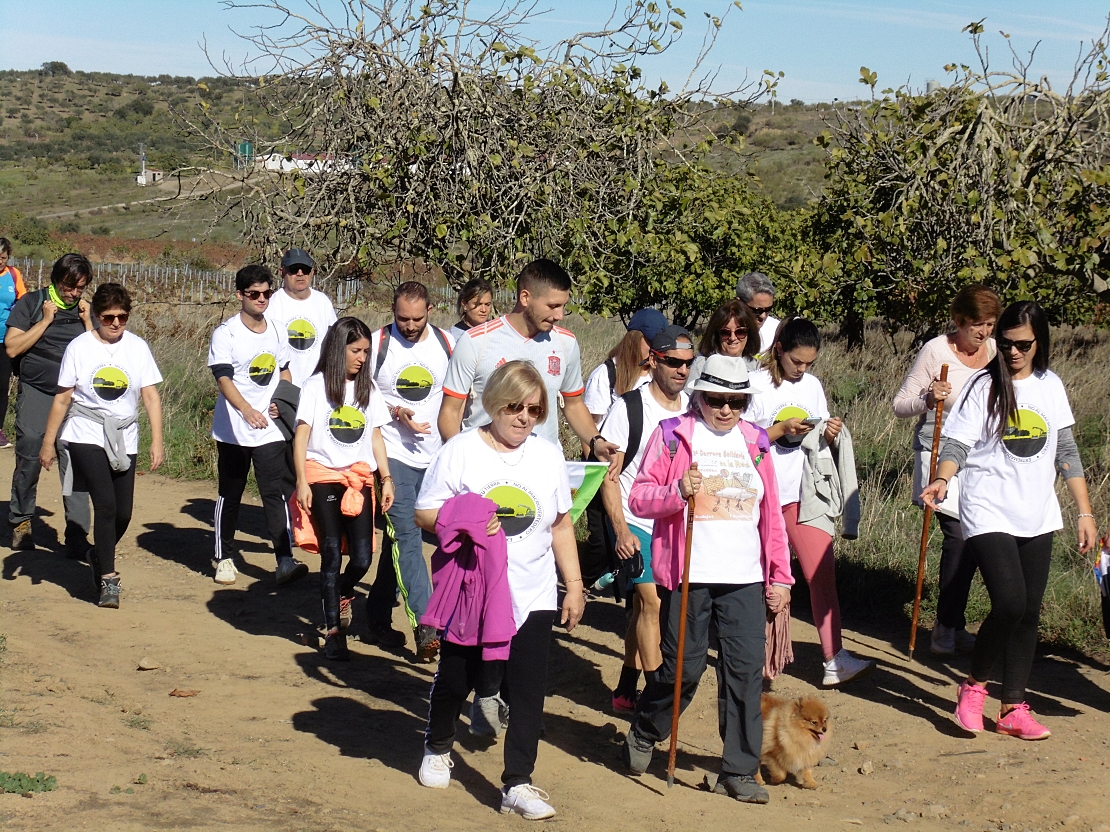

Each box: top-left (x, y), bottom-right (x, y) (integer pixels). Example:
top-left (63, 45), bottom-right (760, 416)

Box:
top-left (756, 693), bottom-right (831, 789)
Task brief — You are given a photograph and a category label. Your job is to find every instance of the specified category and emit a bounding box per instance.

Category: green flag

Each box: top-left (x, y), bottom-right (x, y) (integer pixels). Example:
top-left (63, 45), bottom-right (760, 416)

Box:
top-left (565, 461), bottom-right (608, 522)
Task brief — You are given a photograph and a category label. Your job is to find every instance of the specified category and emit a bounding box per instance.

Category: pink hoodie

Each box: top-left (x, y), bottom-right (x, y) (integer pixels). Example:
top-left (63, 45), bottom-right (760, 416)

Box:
top-left (628, 413), bottom-right (794, 592)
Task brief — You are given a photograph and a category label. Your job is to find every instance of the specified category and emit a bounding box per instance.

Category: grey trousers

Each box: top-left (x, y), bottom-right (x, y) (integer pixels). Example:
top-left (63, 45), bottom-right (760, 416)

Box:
top-left (632, 582), bottom-right (766, 777)
top-left (9, 382), bottom-right (91, 545)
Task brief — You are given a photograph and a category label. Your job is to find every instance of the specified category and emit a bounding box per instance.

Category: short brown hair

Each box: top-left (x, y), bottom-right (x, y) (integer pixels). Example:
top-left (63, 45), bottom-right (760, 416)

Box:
top-left (51, 253), bottom-right (91, 289)
top-left (950, 285), bottom-right (1001, 327)
top-left (394, 280), bottom-right (430, 306)
top-left (482, 360), bottom-right (548, 424)
top-left (91, 283), bottom-right (132, 317)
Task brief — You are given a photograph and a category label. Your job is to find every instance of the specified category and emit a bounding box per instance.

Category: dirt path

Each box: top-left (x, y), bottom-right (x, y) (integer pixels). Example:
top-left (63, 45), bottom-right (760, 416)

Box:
top-left (2, 453), bottom-right (1109, 831)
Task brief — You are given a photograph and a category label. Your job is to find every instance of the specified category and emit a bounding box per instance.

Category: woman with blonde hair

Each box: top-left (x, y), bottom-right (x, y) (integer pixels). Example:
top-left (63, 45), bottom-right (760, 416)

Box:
top-left (583, 308), bottom-right (667, 426)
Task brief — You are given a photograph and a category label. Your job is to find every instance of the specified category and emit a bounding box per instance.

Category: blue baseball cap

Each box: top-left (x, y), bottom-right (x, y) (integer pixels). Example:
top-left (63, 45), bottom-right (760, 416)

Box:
top-left (627, 308), bottom-right (668, 342)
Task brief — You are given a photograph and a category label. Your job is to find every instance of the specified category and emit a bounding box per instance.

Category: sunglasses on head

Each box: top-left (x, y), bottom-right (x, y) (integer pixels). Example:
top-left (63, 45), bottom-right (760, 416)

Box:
top-left (99, 312), bottom-right (129, 325)
top-left (998, 338), bottom-right (1035, 354)
top-left (717, 327), bottom-right (748, 340)
top-left (285, 266), bottom-right (312, 276)
top-left (747, 305), bottom-right (772, 316)
top-left (504, 402), bottom-right (544, 419)
top-left (241, 288), bottom-right (276, 300)
top-left (653, 352), bottom-right (695, 369)
top-left (703, 393), bottom-right (747, 410)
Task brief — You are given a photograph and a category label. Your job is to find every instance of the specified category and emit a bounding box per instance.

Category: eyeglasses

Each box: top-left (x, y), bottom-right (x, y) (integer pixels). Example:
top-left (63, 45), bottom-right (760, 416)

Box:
top-left (703, 394), bottom-right (747, 410)
top-left (99, 313), bottom-right (129, 325)
top-left (717, 327), bottom-right (748, 341)
top-left (241, 289), bottom-right (276, 300)
top-left (747, 306), bottom-right (772, 316)
top-left (503, 402), bottom-right (544, 419)
top-left (998, 338), bottom-right (1035, 354)
top-left (285, 266), bottom-right (312, 276)
top-left (653, 353), bottom-right (696, 369)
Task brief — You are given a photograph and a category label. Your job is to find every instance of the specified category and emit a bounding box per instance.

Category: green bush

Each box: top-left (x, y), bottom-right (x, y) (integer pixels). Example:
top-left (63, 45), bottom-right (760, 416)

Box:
top-left (0, 770), bottom-right (57, 794)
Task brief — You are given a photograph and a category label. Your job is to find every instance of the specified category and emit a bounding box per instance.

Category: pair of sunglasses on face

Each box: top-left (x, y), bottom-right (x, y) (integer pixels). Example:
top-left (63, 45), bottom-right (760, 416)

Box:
top-left (503, 402), bottom-right (544, 418)
top-left (998, 338), bottom-right (1035, 354)
top-left (241, 289), bottom-right (276, 301)
top-left (653, 352), bottom-right (696, 369)
top-left (100, 313), bottom-right (129, 325)
top-left (703, 393), bottom-right (747, 410)
top-left (747, 306), bottom-right (772, 316)
top-left (285, 266), bottom-right (312, 276)
top-left (718, 327), bottom-right (747, 341)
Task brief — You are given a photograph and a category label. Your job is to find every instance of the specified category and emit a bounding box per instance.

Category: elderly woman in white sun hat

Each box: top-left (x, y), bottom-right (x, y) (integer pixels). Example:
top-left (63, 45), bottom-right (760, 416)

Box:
top-left (622, 353), bottom-right (793, 805)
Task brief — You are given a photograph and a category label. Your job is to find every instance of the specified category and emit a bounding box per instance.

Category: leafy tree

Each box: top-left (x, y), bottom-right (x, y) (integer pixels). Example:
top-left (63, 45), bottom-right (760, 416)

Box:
top-left (40, 62), bottom-right (71, 77)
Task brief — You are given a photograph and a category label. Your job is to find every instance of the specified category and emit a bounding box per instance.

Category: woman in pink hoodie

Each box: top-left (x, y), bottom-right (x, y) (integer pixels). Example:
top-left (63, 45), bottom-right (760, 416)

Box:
top-left (622, 354), bottom-right (793, 805)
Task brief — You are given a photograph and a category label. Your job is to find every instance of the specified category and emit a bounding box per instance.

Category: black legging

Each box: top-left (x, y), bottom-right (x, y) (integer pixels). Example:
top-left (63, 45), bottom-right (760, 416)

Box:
top-left (67, 443), bottom-right (137, 575)
top-left (309, 482), bottom-right (374, 631)
top-left (965, 531), bottom-right (1053, 704)
top-left (936, 513), bottom-right (978, 630)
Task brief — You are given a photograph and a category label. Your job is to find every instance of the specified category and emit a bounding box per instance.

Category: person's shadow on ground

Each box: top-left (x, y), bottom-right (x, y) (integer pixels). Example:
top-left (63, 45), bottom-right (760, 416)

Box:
top-left (2, 506), bottom-right (96, 603)
top-left (136, 497), bottom-right (273, 577)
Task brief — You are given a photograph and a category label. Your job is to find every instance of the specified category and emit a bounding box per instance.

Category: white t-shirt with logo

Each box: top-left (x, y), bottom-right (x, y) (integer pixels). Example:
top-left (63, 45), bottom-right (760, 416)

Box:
top-left (208, 314), bottom-right (291, 447)
top-left (370, 324), bottom-right (455, 469)
top-left (442, 316), bottom-right (585, 448)
top-left (688, 421), bottom-right (765, 584)
top-left (583, 360), bottom-right (650, 418)
top-left (942, 370), bottom-right (1074, 539)
top-left (758, 316), bottom-right (781, 354)
top-left (295, 374), bottom-right (390, 470)
top-left (601, 386), bottom-right (688, 533)
top-left (744, 368), bottom-right (830, 505)
top-left (264, 288), bottom-right (337, 387)
top-left (57, 330), bottom-right (163, 455)
top-left (415, 430), bottom-right (573, 628)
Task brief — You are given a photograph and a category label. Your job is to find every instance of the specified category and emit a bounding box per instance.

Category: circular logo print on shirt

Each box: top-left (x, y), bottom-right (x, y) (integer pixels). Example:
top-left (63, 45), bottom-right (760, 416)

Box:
top-left (484, 484), bottom-right (539, 540)
top-left (249, 353), bottom-right (277, 387)
top-left (1003, 407), bottom-right (1049, 461)
top-left (91, 366), bottom-right (130, 402)
top-left (395, 364), bottom-right (435, 402)
top-left (328, 405), bottom-right (366, 446)
top-left (287, 319), bottom-right (317, 352)
top-left (772, 404), bottom-right (810, 448)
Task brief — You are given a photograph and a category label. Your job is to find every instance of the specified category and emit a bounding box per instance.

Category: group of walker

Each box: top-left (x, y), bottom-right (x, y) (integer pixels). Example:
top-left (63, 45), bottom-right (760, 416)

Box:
top-left (1, 244), bottom-right (1098, 818)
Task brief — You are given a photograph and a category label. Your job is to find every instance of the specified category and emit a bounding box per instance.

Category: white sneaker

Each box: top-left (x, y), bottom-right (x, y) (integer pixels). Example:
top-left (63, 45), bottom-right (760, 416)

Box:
top-left (930, 623), bottom-right (956, 656)
top-left (214, 559), bottom-right (238, 585)
top-left (418, 746), bottom-right (453, 789)
top-left (822, 649), bottom-right (874, 686)
top-left (500, 783), bottom-right (556, 820)
top-left (470, 695), bottom-right (508, 737)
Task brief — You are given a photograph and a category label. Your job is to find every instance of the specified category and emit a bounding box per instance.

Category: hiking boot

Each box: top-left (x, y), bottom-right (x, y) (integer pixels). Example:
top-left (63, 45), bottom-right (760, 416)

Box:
top-left (98, 575), bottom-right (121, 609)
top-left (87, 547), bottom-right (102, 595)
top-left (338, 596), bottom-right (354, 633)
top-left (713, 774), bottom-right (769, 804)
top-left (415, 624), bottom-right (440, 663)
top-left (470, 695), bottom-right (508, 738)
top-left (363, 622), bottom-right (406, 650)
top-left (418, 746), bottom-right (453, 789)
top-left (0, 429), bottom-right (10, 449)
top-left (275, 556), bottom-right (309, 585)
top-left (930, 623), bottom-right (956, 657)
top-left (612, 691), bottom-right (639, 714)
top-left (11, 520), bottom-right (34, 551)
top-left (954, 680), bottom-right (988, 733)
top-left (214, 559), bottom-right (238, 585)
top-left (954, 628), bottom-right (976, 654)
top-left (822, 649), bottom-right (874, 686)
top-left (622, 728), bottom-right (654, 775)
top-left (323, 632), bottom-right (350, 662)
top-left (995, 703), bottom-right (1050, 740)
top-left (500, 783), bottom-right (556, 820)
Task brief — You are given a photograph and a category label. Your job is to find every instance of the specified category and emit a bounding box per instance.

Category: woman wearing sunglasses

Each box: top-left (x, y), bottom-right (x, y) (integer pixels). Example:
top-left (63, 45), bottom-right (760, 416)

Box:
top-left (686, 298), bottom-right (761, 395)
top-left (922, 301), bottom-right (1097, 740)
top-left (745, 317), bottom-right (872, 685)
top-left (39, 284), bottom-right (163, 608)
top-left (621, 353), bottom-right (791, 803)
top-left (413, 360), bottom-right (584, 820)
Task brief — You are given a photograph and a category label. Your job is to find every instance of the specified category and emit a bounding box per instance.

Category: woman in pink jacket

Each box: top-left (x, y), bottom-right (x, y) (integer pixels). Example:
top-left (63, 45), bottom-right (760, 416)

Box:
top-left (622, 354), bottom-right (793, 805)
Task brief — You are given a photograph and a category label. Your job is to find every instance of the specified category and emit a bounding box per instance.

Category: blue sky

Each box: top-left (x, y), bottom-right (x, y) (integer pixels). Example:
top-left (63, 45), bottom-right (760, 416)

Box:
top-left (4, 1), bottom-right (1107, 102)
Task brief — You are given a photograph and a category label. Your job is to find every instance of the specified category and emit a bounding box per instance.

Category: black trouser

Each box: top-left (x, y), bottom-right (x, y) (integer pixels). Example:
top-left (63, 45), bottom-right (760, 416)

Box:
top-left (632, 582), bottom-right (765, 777)
top-left (68, 443), bottom-right (136, 575)
top-left (214, 441), bottom-right (294, 563)
top-left (965, 531), bottom-right (1053, 704)
top-left (936, 513), bottom-right (978, 630)
top-left (0, 350), bottom-right (11, 429)
top-left (425, 610), bottom-right (554, 788)
top-left (310, 482), bottom-right (375, 631)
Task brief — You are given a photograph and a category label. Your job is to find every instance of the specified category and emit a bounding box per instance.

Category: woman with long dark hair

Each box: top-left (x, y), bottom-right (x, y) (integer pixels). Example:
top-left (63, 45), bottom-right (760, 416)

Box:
top-left (450, 277), bottom-right (494, 342)
top-left (923, 302), bottom-right (1096, 740)
top-left (294, 316), bottom-right (394, 660)
top-left (686, 299), bottom-right (761, 394)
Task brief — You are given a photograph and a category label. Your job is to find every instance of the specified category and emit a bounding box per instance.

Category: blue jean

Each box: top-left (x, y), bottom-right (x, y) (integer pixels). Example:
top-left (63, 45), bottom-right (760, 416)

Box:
top-left (366, 458), bottom-right (433, 629)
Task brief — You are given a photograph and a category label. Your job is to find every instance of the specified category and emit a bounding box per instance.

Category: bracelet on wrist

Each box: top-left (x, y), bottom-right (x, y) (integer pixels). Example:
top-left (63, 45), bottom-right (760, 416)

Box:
top-left (932, 476), bottom-right (949, 486)
top-left (564, 578), bottom-right (583, 584)
top-left (1078, 513), bottom-right (1095, 519)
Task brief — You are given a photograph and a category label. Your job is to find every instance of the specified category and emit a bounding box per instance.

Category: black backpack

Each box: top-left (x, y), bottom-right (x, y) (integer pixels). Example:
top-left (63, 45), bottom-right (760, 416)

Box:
top-left (8, 289), bottom-right (47, 379)
top-left (373, 324), bottom-right (452, 380)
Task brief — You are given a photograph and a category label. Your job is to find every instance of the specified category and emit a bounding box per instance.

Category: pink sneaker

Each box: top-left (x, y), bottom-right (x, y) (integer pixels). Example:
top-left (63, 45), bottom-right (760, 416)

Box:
top-left (995, 703), bottom-right (1050, 740)
top-left (612, 691), bottom-right (638, 714)
top-left (954, 680), bottom-right (988, 733)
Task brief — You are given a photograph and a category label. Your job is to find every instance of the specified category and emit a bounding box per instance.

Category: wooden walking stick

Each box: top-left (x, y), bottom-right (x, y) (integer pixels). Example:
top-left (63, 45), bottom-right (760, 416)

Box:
top-left (908, 363), bottom-right (949, 660)
top-left (667, 478), bottom-right (698, 789)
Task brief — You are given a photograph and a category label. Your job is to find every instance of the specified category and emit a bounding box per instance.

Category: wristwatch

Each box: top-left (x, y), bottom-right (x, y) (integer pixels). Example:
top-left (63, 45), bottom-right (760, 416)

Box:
top-left (588, 434), bottom-right (605, 455)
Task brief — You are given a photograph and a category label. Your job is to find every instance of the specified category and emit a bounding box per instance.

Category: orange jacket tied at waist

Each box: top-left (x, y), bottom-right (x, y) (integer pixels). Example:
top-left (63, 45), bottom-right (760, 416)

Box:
top-left (289, 460), bottom-right (376, 554)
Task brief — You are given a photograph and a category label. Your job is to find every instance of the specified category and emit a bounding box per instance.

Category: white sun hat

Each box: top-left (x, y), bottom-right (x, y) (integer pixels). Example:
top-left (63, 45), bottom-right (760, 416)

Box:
top-left (690, 353), bottom-right (766, 395)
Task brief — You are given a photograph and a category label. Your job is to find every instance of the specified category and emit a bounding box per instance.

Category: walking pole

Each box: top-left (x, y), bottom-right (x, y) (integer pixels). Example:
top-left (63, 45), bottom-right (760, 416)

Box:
top-left (667, 481), bottom-right (698, 789)
top-left (908, 364), bottom-right (949, 660)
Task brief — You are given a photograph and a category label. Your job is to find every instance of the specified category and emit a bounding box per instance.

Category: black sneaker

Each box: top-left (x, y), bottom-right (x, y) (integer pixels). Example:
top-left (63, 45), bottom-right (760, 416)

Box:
top-left (712, 774), bottom-right (769, 804)
top-left (622, 729), bottom-right (654, 775)
top-left (98, 575), bottom-right (121, 609)
top-left (363, 622), bottom-right (406, 650)
top-left (275, 556), bottom-right (309, 585)
top-left (323, 632), bottom-right (350, 661)
top-left (87, 547), bottom-right (102, 595)
top-left (415, 624), bottom-right (440, 663)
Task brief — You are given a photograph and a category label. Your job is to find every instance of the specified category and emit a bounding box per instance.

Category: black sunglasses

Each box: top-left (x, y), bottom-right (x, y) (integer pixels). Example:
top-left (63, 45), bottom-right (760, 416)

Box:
top-left (241, 289), bottom-right (276, 300)
top-left (653, 353), bottom-right (696, 369)
top-left (99, 313), bottom-right (129, 325)
top-left (747, 305), bottom-right (772, 316)
top-left (285, 266), bottom-right (312, 276)
top-left (703, 393), bottom-right (748, 410)
top-left (504, 402), bottom-right (544, 419)
top-left (998, 338), bottom-right (1035, 354)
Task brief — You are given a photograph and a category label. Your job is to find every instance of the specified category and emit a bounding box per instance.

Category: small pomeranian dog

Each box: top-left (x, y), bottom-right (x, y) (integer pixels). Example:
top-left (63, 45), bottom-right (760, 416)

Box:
top-left (756, 693), bottom-right (831, 790)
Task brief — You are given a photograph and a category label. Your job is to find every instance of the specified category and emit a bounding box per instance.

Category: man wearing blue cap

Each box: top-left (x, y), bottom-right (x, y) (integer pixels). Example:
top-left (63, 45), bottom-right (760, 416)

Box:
top-left (265, 248), bottom-right (337, 388)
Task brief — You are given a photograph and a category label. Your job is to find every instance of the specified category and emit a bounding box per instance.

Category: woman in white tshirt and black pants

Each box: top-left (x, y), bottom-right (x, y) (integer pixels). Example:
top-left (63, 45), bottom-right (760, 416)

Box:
top-left (40, 283), bottom-right (164, 608)
top-left (923, 301), bottom-right (1097, 741)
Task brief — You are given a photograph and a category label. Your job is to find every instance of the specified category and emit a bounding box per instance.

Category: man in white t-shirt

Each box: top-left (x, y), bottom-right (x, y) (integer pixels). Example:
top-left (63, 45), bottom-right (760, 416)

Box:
top-left (363, 281), bottom-right (455, 660)
top-left (208, 264), bottom-right (307, 587)
top-left (264, 248), bottom-right (337, 387)
top-left (736, 272), bottom-right (780, 355)
top-left (437, 258), bottom-right (617, 462)
top-left (600, 325), bottom-right (692, 712)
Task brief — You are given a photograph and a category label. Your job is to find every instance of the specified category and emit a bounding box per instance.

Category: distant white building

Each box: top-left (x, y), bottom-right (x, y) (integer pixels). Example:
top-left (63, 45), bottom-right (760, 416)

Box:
top-left (136, 168), bottom-right (163, 186)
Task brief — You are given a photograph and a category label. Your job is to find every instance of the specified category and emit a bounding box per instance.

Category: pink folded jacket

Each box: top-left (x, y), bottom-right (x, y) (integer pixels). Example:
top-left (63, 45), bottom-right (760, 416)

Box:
top-left (420, 492), bottom-right (516, 660)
